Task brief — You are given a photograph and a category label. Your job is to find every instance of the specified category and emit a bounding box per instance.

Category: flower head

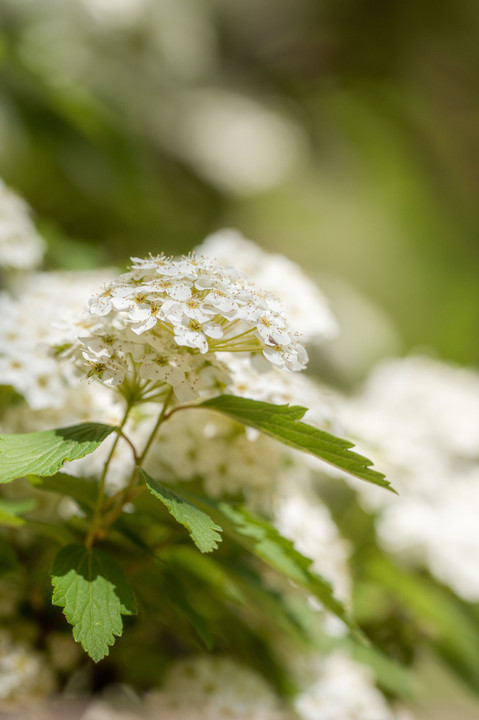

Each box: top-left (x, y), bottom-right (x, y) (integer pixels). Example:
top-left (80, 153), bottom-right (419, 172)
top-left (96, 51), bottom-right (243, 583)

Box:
top-left (68, 252), bottom-right (308, 403)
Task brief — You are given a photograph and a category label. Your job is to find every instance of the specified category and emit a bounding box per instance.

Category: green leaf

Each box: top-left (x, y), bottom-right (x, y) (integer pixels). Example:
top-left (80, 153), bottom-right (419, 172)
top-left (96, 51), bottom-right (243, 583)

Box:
top-left (0, 510), bottom-right (23, 527)
top-left (0, 497), bottom-right (35, 515)
top-left (160, 545), bottom-right (245, 605)
top-left (366, 552), bottom-right (479, 695)
top-left (51, 543), bottom-right (137, 662)
top-left (162, 569), bottom-right (214, 650)
top-left (141, 470), bottom-right (223, 553)
top-left (0, 423), bottom-right (116, 484)
top-left (30, 472), bottom-right (98, 510)
top-left (26, 520), bottom-right (77, 545)
top-left (185, 495), bottom-right (356, 634)
top-left (346, 639), bottom-right (413, 698)
top-left (200, 395), bottom-right (392, 491)
top-left (0, 497), bottom-right (35, 527)
top-left (0, 537), bottom-right (18, 574)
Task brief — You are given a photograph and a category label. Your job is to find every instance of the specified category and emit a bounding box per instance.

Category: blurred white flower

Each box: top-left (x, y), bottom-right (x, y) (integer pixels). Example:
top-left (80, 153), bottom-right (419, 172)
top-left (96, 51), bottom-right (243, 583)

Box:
top-left (0, 631), bottom-right (55, 701)
top-left (342, 356), bottom-right (479, 504)
top-left (0, 269), bottom-right (114, 410)
top-left (143, 406), bottom-right (288, 511)
top-left (294, 651), bottom-right (412, 720)
top-left (80, 0), bottom-right (147, 28)
top-left (379, 471), bottom-right (479, 602)
top-left (0, 179), bottom-right (45, 272)
top-left (198, 230), bottom-right (338, 345)
top-left (148, 656), bottom-right (292, 719)
top-left (341, 356), bottom-right (479, 601)
top-left (154, 89), bottom-right (306, 194)
top-left (274, 489), bottom-right (351, 603)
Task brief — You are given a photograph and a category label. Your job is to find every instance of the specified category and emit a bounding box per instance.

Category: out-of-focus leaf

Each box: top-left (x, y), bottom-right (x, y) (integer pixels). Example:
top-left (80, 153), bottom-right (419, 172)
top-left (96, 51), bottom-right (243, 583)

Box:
top-left (186, 495), bottom-right (357, 634)
top-left (0, 497), bottom-right (35, 527)
top-left (25, 520), bottom-right (77, 545)
top-left (0, 537), bottom-right (18, 574)
top-left (366, 552), bottom-right (479, 695)
top-left (30, 472), bottom-right (97, 510)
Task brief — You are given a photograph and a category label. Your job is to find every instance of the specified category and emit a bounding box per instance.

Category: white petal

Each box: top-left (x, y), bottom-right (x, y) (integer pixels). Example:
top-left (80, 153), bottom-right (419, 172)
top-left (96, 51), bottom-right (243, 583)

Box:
top-left (174, 327), bottom-right (209, 353)
top-left (131, 316), bottom-right (157, 334)
top-left (262, 345), bottom-right (286, 367)
top-left (203, 323), bottom-right (224, 339)
top-left (166, 282), bottom-right (192, 301)
top-left (89, 296), bottom-right (112, 316)
top-left (128, 303), bottom-right (152, 323)
top-left (101, 365), bottom-right (126, 386)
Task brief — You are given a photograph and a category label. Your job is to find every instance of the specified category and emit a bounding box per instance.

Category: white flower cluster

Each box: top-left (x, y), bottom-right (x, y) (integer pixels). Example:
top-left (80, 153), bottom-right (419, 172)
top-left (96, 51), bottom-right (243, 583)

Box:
top-left (0, 268), bottom-right (134, 492)
top-left (197, 229), bottom-right (338, 345)
top-left (274, 489), bottom-right (351, 603)
top-left (341, 356), bottom-right (479, 601)
top-left (0, 180), bottom-right (45, 272)
top-left (0, 269), bottom-right (115, 410)
top-left (68, 252), bottom-right (308, 401)
top-left (143, 407), bottom-right (288, 511)
top-left (148, 656), bottom-right (293, 720)
top-left (0, 631), bottom-right (55, 702)
top-left (294, 651), bottom-right (413, 720)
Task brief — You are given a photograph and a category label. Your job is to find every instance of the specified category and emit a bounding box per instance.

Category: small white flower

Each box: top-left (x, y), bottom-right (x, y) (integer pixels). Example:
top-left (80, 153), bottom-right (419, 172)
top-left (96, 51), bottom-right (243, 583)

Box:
top-left (127, 301), bottom-right (153, 324)
top-left (204, 289), bottom-right (240, 315)
top-left (203, 322), bottom-right (224, 339)
top-left (131, 315), bottom-right (158, 334)
top-left (79, 335), bottom-right (116, 360)
top-left (256, 310), bottom-right (292, 345)
top-left (87, 357), bottom-right (127, 386)
top-left (89, 291), bottom-right (114, 316)
top-left (139, 353), bottom-right (186, 385)
top-left (173, 320), bottom-right (209, 353)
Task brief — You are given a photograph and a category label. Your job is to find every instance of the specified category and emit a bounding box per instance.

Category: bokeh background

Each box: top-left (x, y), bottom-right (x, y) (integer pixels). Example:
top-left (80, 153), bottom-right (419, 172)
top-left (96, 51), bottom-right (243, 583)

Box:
top-left (3, 0), bottom-right (479, 371)
top-left (2, 1), bottom-right (479, 717)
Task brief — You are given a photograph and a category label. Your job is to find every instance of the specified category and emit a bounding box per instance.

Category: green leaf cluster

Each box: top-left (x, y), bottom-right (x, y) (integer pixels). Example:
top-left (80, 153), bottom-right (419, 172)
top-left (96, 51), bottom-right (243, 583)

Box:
top-left (0, 396), bottom-right (390, 669)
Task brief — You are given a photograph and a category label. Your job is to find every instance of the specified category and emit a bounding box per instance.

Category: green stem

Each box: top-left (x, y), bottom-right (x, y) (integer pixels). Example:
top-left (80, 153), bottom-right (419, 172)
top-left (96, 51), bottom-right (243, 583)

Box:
top-left (138, 386), bottom-right (174, 465)
top-left (94, 387), bottom-right (176, 541)
top-left (85, 402), bottom-right (133, 548)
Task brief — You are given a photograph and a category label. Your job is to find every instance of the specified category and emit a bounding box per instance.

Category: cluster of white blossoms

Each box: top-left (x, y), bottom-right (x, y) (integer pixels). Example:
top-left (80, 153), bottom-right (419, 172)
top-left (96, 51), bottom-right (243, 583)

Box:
top-left (197, 229), bottom-right (338, 345)
top-left (274, 488), bottom-right (351, 603)
top-left (65, 252), bottom-right (308, 402)
top-left (0, 631), bottom-right (55, 702)
top-left (340, 355), bottom-right (479, 601)
top-left (0, 268), bottom-right (135, 492)
top-left (0, 269), bottom-right (115, 410)
top-left (293, 651), bottom-right (413, 720)
top-left (0, 179), bottom-right (45, 273)
top-left (148, 656), bottom-right (292, 720)
top-left (143, 407), bottom-right (288, 510)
